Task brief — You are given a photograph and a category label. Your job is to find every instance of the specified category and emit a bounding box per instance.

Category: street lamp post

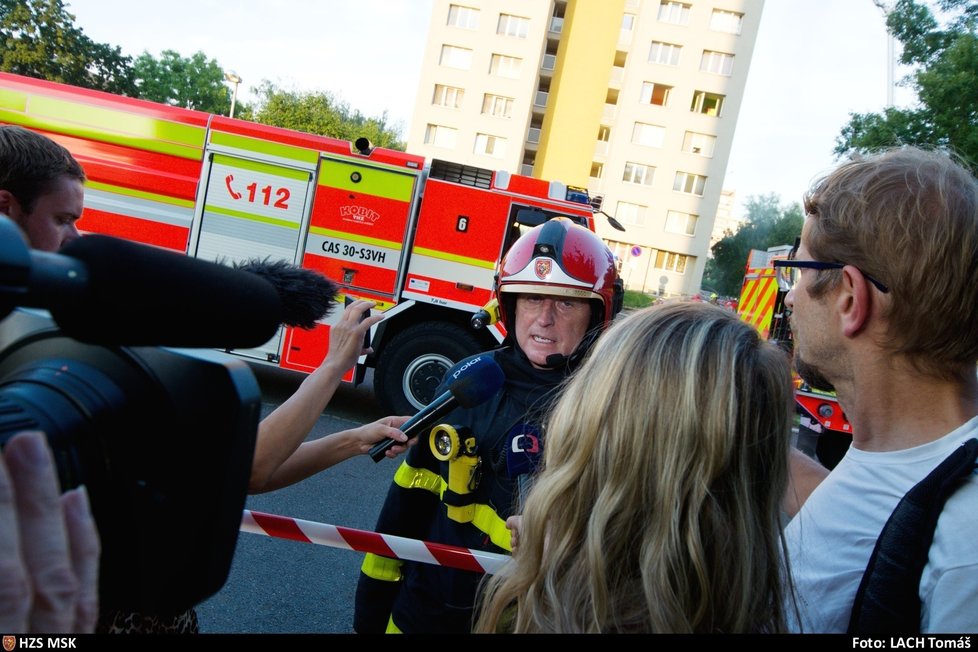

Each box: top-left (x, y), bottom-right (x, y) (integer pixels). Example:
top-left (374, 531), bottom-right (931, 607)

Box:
top-left (224, 72), bottom-right (242, 118)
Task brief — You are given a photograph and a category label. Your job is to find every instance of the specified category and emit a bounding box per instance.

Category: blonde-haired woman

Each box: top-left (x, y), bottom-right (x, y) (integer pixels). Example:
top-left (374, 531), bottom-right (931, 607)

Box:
top-left (476, 302), bottom-right (796, 633)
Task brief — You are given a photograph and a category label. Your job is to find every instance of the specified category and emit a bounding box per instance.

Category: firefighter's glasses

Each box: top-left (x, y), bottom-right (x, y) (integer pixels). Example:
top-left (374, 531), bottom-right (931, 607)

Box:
top-left (773, 260), bottom-right (890, 294)
top-left (516, 294), bottom-right (590, 317)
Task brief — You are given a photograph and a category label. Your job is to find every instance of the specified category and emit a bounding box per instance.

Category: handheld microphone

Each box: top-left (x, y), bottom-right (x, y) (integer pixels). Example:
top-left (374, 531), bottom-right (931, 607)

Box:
top-left (34, 234), bottom-right (284, 348)
top-left (504, 423), bottom-right (543, 510)
top-left (369, 355), bottom-right (505, 462)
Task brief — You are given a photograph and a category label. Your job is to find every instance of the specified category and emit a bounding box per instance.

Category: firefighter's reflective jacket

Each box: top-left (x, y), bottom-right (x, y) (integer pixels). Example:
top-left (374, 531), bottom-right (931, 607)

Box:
top-left (353, 347), bottom-right (567, 634)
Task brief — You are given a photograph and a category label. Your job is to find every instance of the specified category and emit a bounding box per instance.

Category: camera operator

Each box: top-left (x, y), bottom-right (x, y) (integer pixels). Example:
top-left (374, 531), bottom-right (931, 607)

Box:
top-left (0, 126), bottom-right (99, 633)
top-left (2, 125), bottom-right (414, 633)
top-left (0, 126), bottom-right (84, 253)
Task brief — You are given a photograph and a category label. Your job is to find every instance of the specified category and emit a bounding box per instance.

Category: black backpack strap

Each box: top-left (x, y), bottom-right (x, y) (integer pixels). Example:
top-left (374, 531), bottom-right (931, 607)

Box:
top-left (847, 438), bottom-right (978, 634)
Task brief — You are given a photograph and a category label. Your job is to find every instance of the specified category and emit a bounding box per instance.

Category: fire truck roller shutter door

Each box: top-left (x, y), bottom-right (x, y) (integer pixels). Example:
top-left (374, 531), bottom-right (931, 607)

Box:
top-left (373, 321), bottom-right (483, 415)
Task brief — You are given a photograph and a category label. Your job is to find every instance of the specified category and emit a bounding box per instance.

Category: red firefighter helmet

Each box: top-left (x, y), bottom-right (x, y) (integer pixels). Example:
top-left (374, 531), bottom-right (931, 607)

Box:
top-left (495, 217), bottom-right (623, 331)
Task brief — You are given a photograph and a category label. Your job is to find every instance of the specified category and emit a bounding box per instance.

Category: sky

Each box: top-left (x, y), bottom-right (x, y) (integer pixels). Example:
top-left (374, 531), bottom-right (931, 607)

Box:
top-left (64, 0), bottom-right (912, 216)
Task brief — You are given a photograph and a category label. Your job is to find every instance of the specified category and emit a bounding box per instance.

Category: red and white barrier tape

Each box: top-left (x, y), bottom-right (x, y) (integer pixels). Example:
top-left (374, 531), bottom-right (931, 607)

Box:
top-left (241, 509), bottom-right (510, 575)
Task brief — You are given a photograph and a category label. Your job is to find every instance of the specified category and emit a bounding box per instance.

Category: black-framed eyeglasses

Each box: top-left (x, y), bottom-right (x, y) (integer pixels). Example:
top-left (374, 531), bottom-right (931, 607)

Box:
top-left (773, 260), bottom-right (890, 293)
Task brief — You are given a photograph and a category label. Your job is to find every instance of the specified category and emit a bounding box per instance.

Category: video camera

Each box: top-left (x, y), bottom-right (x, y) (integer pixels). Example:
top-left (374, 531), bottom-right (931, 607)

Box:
top-left (0, 216), bottom-right (284, 615)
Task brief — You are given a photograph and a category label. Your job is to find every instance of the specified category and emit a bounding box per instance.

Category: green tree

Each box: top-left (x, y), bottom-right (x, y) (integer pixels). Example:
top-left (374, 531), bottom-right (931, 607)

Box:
top-left (703, 194), bottom-right (804, 296)
top-left (0, 0), bottom-right (135, 95)
top-left (836, 0), bottom-right (978, 166)
top-left (133, 50), bottom-right (230, 114)
top-left (245, 81), bottom-right (404, 150)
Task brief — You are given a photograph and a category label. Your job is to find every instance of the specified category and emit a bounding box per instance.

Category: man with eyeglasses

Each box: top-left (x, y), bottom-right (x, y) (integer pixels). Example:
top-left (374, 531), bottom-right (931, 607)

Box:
top-left (355, 217), bottom-right (623, 633)
top-left (779, 148), bottom-right (978, 633)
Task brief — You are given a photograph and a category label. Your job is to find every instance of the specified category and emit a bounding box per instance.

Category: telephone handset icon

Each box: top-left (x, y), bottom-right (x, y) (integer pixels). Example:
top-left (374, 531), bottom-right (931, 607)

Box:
top-left (225, 174), bottom-right (242, 200)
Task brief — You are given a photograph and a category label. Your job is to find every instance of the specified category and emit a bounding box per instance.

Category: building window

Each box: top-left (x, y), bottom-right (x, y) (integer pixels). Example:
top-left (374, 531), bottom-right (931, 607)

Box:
top-left (497, 13), bottom-right (529, 38)
top-left (673, 171), bottom-right (706, 196)
top-left (616, 201), bottom-right (647, 227)
top-left (682, 131), bottom-right (716, 157)
top-left (640, 82), bottom-right (672, 107)
top-left (447, 4), bottom-right (479, 29)
top-left (432, 84), bottom-right (464, 109)
top-left (622, 161), bottom-right (655, 186)
top-left (424, 124), bottom-right (458, 148)
top-left (590, 162), bottom-right (604, 179)
top-left (490, 53), bottom-right (523, 79)
top-left (648, 41), bottom-right (682, 66)
top-left (653, 249), bottom-right (689, 273)
top-left (474, 133), bottom-right (507, 158)
top-left (666, 210), bottom-right (698, 236)
top-left (440, 45), bottom-right (473, 70)
top-left (597, 125), bottom-right (611, 142)
top-left (657, 1), bottom-right (691, 25)
top-left (691, 91), bottom-right (725, 116)
top-left (631, 122), bottom-right (665, 148)
top-left (700, 50), bottom-right (734, 76)
top-left (710, 9), bottom-right (743, 34)
top-left (481, 93), bottom-right (514, 118)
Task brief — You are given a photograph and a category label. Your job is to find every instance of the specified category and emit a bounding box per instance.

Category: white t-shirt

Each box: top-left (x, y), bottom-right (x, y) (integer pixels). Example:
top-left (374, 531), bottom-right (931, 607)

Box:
top-left (785, 416), bottom-right (978, 633)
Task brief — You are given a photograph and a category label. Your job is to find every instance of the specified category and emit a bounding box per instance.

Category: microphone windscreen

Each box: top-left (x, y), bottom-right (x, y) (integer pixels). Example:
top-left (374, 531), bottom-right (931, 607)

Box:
top-left (232, 258), bottom-right (338, 329)
top-left (55, 236), bottom-right (283, 348)
top-left (443, 355), bottom-right (505, 408)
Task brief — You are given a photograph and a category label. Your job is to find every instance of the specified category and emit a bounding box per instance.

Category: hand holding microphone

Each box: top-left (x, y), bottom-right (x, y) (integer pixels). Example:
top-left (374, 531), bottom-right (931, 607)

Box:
top-left (369, 355), bottom-right (505, 462)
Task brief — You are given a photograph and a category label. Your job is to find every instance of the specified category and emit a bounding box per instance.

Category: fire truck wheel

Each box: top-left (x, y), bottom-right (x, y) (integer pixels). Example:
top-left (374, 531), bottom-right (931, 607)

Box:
top-left (374, 322), bottom-right (483, 415)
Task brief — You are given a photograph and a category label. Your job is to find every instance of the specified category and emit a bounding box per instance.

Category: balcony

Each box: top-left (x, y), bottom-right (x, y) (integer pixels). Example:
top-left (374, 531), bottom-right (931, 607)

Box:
top-left (527, 127), bottom-right (541, 144)
top-left (594, 140), bottom-right (609, 157)
top-left (549, 16), bottom-right (563, 34)
top-left (602, 103), bottom-right (617, 121)
top-left (609, 66), bottom-right (624, 86)
top-left (541, 54), bottom-right (556, 72)
top-left (521, 163), bottom-right (534, 176)
top-left (534, 90), bottom-right (549, 108)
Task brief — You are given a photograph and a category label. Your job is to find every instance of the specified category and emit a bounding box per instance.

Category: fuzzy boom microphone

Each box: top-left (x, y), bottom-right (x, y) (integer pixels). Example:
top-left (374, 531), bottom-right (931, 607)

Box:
top-left (232, 258), bottom-right (339, 329)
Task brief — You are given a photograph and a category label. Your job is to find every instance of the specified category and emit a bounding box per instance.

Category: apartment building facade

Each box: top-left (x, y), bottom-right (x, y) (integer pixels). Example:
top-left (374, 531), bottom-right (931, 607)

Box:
top-left (407, 0), bottom-right (764, 297)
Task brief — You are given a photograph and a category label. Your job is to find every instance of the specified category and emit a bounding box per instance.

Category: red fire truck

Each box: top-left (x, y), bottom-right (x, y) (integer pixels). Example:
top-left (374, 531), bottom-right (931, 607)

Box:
top-left (0, 72), bottom-right (599, 414)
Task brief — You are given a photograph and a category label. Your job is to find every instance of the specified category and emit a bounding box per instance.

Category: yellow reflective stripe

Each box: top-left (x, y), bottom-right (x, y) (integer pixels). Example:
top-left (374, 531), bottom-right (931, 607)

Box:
top-left (392, 462), bottom-right (513, 552)
top-left (212, 153), bottom-right (311, 181)
top-left (319, 160), bottom-right (416, 202)
top-left (360, 553), bottom-right (403, 582)
top-left (412, 247), bottom-right (496, 270)
top-left (0, 94), bottom-right (206, 160)
top-left (209, 130), bottom-right (318, 165)
top-left (0, 88), bottom-right (28, 112)
top-left (386, 615), bottom-right (402, 634)
top-left (85, 180), bottom-right (194, 209)
top-left (205, 204), bottom-right (300, 229)
top-left (393, 462), bottom-right (443, 494)
top-left (470, 504), bottom-right (512, 552)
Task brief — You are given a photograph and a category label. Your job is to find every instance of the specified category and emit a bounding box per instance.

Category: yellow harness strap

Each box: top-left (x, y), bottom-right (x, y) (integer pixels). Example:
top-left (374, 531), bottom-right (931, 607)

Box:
top-left (393, 462), bottom-right (513, 552)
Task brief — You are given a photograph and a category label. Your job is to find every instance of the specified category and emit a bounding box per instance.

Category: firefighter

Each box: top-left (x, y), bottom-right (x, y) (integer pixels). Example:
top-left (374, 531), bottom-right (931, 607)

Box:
top-left (353, 217), bottom-right (623, 634)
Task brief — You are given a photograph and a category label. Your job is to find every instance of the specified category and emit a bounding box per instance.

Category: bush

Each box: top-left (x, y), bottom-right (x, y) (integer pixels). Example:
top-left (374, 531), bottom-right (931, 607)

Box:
top-left (623, 289), bottom-right (657, 310)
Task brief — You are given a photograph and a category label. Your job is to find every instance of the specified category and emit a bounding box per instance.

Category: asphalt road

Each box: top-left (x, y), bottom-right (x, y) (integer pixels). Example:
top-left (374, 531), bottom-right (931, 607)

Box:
top-left (195, 363), bottom-right (402, 633)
